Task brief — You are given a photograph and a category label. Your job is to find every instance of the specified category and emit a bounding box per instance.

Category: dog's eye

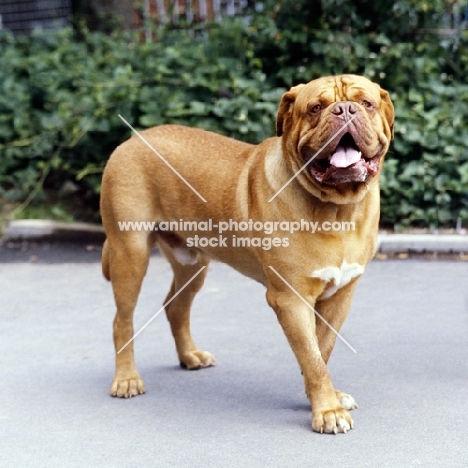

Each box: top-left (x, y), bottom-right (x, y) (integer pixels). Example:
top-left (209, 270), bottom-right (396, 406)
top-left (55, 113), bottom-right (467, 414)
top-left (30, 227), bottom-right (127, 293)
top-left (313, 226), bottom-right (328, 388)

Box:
top-left (361, 100), bottom-right (373, 108)
top-left (309, 104), bottom-right (322, 114)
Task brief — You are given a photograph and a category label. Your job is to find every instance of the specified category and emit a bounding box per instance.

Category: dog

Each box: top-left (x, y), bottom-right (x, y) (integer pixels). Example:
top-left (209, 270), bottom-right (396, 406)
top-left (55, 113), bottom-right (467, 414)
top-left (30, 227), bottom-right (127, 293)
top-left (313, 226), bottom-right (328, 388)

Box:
top-left (100, 74), bottom-right (394, 434)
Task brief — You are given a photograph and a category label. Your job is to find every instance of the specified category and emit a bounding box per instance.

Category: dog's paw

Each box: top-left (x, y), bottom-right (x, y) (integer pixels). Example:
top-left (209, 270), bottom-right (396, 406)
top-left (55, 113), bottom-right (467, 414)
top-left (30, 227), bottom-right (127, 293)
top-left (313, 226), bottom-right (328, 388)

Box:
top-left (312, 407), bottom-right (354, 434)
top-left (180, 350), bottom-right (216, 370)
top-left (336, 390), bottom-right (358, 410)
top-left (110, 378), bottom-right (146, 398)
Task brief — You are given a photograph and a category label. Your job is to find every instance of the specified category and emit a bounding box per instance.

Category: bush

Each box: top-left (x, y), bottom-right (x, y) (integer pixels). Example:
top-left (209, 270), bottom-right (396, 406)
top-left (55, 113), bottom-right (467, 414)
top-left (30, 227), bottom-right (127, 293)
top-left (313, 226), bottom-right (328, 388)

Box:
top-left (1, 2), bottom-right (468, 228)
top-left (0, 23), bottom-right (285, 220)
top-left (250, 0), bottom-right (468, 228)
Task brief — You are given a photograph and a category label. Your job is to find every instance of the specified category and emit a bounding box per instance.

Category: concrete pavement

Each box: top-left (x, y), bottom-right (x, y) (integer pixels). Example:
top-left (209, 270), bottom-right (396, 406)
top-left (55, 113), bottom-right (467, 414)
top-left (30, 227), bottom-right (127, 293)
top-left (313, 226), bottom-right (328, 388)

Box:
top-left (1, 242), bottom-right (468, 467)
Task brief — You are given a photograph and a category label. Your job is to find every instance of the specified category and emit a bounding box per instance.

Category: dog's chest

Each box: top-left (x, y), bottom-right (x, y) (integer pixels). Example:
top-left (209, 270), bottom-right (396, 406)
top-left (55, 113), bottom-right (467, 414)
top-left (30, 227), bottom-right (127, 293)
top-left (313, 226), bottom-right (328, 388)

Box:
top-left (311, 261), bottom-right (364, 300)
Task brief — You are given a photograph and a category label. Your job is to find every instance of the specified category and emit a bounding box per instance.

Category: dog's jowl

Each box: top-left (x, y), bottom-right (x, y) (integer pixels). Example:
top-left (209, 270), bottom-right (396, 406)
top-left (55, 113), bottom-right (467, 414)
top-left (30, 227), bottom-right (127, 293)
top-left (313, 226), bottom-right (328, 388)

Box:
top-left (100, 74), bottom-right (394, 434)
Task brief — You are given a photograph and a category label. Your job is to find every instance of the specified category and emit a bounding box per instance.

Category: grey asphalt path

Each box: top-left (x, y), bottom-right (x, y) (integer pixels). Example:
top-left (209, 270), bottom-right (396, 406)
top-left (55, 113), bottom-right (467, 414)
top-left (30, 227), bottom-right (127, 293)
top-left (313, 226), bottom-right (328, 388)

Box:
top-left (1, 242), bottom-right (468, 467)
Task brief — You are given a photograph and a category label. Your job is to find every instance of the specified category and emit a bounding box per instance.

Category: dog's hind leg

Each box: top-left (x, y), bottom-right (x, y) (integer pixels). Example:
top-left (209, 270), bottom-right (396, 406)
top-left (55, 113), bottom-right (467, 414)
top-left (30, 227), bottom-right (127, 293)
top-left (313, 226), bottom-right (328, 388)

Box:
top-left (108, 233), bottom-right (150, 398)
top-left (157, 236), bottom-right (215, 370)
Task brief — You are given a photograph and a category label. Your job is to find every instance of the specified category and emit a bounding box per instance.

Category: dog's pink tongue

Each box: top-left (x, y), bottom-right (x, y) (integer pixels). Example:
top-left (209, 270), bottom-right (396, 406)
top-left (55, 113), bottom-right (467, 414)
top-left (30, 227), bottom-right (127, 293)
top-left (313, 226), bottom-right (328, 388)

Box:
top-left (330, 146), bottom-right (361, 168)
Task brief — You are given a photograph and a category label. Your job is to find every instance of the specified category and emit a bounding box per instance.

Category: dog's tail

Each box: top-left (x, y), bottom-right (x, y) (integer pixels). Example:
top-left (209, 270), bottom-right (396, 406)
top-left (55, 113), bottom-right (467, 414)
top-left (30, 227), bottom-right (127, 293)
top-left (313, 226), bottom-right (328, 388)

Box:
top-left (102, 239), bottom-right (111, 281)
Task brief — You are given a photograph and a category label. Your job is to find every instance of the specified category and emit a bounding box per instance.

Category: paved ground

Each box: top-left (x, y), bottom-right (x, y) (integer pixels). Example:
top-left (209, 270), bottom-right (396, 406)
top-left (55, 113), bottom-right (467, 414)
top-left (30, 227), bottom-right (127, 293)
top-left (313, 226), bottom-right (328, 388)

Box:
top-left (1, 242), bottom-right (468, 467)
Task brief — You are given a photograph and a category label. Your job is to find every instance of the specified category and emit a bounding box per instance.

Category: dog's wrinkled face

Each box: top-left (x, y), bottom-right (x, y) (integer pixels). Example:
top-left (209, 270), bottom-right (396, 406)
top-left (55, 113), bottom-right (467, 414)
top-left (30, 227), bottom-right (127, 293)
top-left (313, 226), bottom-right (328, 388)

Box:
top-left (277, 74), bottom-right (394, 204)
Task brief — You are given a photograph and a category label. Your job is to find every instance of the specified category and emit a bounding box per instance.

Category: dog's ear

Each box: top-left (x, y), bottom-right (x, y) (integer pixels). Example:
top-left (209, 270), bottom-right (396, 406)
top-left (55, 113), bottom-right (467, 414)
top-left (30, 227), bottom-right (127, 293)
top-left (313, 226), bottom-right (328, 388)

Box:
top-left (379, 88), bottom-right (394, 140)
top-left (276, 84), bottom-right (306, 137)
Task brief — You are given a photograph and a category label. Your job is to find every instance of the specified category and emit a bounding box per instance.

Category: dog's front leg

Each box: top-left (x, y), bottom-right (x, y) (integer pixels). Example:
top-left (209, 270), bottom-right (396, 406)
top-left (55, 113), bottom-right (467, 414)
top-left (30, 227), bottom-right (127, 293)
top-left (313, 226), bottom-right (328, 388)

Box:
top-left (266, 286), bottom-right (353, 434)
top-left (315, 280), bottom-right (360, 412)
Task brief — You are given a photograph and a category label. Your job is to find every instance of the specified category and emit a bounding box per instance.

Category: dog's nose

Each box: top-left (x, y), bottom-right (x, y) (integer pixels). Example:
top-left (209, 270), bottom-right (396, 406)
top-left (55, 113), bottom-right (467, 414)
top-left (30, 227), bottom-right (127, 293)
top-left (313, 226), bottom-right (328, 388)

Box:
top-left (332, 102), bottom-right (357, 120)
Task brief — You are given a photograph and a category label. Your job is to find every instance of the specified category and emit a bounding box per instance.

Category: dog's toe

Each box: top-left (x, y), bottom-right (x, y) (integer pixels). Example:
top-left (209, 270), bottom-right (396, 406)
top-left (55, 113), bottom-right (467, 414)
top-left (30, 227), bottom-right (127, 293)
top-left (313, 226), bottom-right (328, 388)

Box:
top-left (312, 407), bottom-right (353, 434)
top-left (111, 378), bottom-right (146, 398)
top-left (180, 350), bottom-right (216, 370)
top-left (335, 390), bottom-right (358, 410)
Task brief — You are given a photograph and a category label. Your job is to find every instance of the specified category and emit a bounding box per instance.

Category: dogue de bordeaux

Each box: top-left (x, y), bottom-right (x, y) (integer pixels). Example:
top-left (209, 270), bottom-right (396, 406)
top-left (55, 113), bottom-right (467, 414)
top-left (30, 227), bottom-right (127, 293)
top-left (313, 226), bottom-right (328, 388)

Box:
top-left (100, 74), bottom-right (394, 434)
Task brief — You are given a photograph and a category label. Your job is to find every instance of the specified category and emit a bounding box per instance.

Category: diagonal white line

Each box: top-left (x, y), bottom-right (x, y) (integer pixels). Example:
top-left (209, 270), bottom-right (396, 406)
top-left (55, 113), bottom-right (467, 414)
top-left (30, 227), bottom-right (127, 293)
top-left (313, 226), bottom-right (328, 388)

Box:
top-left (118, 114), bottom-right (207, 202)
top-left (268, 114), bottom-right (358, 202)
top-left (268, 266), bottom-right (357, 353)
top-left (117, 266), bottom-right (207, 354)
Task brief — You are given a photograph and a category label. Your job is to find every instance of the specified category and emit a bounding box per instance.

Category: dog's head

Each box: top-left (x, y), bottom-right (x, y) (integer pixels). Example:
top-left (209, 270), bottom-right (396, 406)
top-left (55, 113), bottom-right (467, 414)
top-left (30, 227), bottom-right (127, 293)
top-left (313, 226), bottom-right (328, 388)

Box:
top-left (276, 74), bottom-right (394, 204)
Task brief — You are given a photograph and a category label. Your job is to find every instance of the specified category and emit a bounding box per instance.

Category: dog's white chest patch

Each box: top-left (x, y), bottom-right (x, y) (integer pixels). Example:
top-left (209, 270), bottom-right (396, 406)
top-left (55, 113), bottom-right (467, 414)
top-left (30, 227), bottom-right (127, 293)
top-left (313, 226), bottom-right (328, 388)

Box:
top-left (311, 261), bottom-right (364, 299)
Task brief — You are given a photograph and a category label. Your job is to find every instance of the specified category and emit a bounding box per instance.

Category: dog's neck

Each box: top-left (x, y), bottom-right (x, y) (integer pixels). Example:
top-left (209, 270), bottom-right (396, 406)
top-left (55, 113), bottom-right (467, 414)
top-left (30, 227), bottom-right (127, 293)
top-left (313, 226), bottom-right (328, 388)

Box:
top-left (308, 194), bottom-right (379, 225)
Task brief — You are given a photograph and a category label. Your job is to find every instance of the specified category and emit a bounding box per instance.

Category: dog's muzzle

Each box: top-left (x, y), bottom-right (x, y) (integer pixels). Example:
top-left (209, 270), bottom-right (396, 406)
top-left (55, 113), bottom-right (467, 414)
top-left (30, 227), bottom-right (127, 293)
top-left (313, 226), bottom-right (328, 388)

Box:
top-left (308, 132), bottom-right (380, 184)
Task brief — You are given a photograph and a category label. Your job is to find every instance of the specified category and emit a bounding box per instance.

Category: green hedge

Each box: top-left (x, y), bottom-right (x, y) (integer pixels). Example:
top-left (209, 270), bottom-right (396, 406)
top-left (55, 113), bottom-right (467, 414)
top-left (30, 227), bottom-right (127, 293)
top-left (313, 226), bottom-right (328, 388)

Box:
top-left (0, 24), bottom-right (284, 220)
top-left (251, 0), bottom-right (468, 228)
top-left (1, 3), bottom-right (468, 228)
